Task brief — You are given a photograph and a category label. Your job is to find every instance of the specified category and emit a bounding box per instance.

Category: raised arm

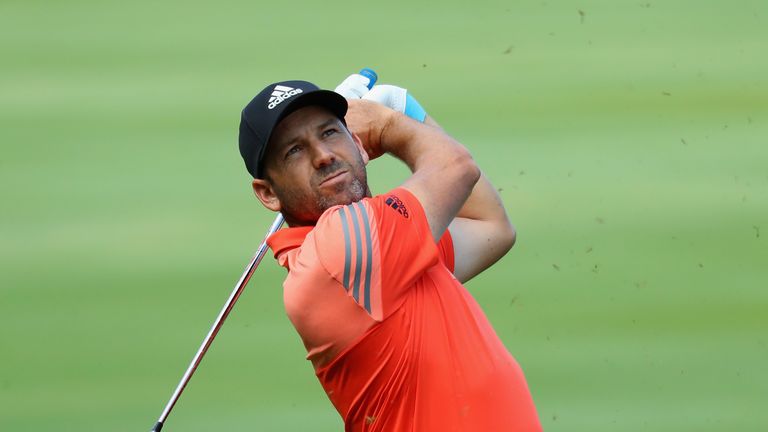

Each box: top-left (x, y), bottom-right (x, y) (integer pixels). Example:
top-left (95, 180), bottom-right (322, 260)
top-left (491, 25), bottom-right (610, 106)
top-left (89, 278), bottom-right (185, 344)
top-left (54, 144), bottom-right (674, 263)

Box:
top-left (424, 116), bottom-right (515, 283)
top-left (345, 100), bottom-right (480, 242)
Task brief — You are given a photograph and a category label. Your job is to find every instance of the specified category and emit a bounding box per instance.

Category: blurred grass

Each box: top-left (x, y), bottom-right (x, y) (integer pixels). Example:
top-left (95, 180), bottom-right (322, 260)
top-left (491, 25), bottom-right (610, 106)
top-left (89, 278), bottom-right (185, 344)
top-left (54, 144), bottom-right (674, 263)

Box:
top-left (1, 0), bottom-right (767, 430)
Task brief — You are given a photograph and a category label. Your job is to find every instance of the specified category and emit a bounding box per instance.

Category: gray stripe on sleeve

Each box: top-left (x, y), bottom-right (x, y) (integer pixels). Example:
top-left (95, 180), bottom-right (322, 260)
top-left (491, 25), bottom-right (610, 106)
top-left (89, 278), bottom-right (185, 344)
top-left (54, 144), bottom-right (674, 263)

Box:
top-left (356, 201), bottom-right (373, 314)
top-left (339, 207), bottom-right (352, 290)
top-left (348, 204), bottom-right (363, 302)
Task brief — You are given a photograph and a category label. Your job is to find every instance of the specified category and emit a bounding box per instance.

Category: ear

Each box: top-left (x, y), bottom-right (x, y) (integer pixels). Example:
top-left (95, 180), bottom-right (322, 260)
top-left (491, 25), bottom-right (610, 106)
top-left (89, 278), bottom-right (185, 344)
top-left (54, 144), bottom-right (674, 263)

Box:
top-left (251, 178), bottom-right (282, 212)
top-left (351, 132), bottom-right (370, 165)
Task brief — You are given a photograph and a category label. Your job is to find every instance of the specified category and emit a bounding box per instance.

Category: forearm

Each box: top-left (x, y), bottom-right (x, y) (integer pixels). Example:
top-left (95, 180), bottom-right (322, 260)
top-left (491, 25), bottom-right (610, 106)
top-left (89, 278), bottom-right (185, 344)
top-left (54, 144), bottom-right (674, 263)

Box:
top-left (345, 99), bottom-right (481, 240)
top-left (417, 116), bottom-right (510, 224)
top-left (381, 112), bottom-right (480, 240)
top-left (456, 173), bottom-right (511, 223)
top-left (380, 113), bottom-right (472, 175)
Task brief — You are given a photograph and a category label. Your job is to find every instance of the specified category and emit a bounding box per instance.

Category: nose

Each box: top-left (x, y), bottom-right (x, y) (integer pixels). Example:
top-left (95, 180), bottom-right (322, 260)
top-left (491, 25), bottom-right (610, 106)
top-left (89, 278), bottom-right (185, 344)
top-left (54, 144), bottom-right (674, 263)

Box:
top-left (311, 140), bottom-right (336, 169)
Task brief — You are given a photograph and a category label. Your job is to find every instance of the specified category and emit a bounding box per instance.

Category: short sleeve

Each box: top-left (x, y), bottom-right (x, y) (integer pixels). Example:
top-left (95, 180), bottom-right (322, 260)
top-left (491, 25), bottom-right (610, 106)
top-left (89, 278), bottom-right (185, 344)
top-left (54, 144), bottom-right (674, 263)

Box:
top-left (313, 187), bottom-right (439, 321)
top-left (436, 229), bottom-right (455, 273)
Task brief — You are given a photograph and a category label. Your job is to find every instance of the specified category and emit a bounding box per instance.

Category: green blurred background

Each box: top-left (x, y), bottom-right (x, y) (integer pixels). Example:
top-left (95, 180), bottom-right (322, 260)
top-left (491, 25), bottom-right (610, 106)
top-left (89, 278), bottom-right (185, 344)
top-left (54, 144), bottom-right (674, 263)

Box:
top-left (1, 0), bottom-right (766, 430)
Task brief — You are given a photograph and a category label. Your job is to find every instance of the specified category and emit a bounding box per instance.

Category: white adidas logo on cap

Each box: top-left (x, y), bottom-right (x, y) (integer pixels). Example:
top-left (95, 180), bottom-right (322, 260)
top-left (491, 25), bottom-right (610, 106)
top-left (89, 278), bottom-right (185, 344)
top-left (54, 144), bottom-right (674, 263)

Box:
top-left (268, 85), bottom-right (303, 110)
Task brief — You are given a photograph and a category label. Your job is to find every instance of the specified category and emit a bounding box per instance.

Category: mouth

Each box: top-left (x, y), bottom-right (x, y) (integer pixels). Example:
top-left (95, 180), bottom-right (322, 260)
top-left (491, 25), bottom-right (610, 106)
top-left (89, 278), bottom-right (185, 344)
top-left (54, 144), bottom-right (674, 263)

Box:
top-left (319, 170), bottom-right (348, 186)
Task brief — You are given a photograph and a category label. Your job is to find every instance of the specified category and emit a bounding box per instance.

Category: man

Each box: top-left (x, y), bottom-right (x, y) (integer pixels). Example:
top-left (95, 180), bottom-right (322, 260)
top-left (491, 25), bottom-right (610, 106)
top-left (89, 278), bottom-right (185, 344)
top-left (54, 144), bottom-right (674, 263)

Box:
top-left (239, 79), bottom-right (541, 431)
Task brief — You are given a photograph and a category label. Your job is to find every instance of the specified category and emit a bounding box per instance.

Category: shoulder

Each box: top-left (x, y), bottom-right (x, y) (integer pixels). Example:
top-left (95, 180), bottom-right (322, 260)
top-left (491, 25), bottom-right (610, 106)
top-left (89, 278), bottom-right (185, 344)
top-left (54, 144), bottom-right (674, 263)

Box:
top-left (313, 188), bottom-right (422, 242)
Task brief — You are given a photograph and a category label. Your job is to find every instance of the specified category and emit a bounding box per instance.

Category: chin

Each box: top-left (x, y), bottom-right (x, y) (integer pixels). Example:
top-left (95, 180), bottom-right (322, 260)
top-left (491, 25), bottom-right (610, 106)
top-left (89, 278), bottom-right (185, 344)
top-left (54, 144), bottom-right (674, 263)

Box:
top-left (318, 180), bottom-right (367, 211)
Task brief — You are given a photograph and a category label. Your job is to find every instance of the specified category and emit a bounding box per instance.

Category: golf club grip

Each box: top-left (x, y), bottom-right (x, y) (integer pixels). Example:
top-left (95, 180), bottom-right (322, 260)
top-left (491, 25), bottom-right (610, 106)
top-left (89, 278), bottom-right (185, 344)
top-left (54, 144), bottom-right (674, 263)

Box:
top-left (359, 67), bottom-right (377, 90)
top-left (151, 421), bottom-right (163, 431)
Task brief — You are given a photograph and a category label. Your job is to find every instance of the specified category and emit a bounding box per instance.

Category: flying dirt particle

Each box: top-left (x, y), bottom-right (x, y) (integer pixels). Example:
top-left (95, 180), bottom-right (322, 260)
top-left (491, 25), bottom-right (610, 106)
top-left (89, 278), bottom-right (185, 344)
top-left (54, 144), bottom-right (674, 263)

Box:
top-left (585, 246), bottom-right (593, 253)
top-left (422, 64), bottom-right (427, 68)
top-left (519, 170), bottom-right (526, 175)
top-left (365, 416), bottom-right (376, 425)
top-left (578, 9), bottom-right (586, 23)
top-left (548, 32), bottom-right (555, 36)
top-left (503, 45), bottom-right (514, 54)
top-left (632, 319), bottom-right (637, 324)
top-left (753, 226), bottom-right (760, 238)
top-left (552, 414), bottom-right (558, 421)
top-left (497, 187), bottom-right (504, 192)
top-left (698, 263), bottom-right (704, 268)
top-left (662, 91), bottom-right (671, 96)
top-left (723, 124), bottom-right (729, 129)
top-left (681, 138), bottom-right (687, 145)
top-left (567, 170), bottom-right (573, 177)
top-left (552, 264), bottom-right (560, 271)
top-left (641, 2), bottom-right (651, 7)
top-left (509, 295), bottom-right (519, 306)
top-left (595, 217), bottom-right (605, 224)
top-left (546, 336), bottom-right (551, 341)
top-left (592, 264), bottom-right (599, 273)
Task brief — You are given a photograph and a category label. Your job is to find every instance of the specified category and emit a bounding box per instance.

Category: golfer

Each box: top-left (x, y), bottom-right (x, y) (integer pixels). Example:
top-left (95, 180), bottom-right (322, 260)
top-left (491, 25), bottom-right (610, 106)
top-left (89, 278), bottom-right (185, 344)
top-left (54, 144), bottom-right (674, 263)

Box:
top-left (239, 79), bottom-right (541, 431)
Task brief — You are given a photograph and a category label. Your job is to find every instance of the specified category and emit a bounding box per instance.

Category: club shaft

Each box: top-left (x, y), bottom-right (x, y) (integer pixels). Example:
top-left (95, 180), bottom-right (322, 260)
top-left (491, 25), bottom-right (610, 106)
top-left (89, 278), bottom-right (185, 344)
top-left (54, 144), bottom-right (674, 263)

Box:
top-left (153, 213), bottom-right (285, 431)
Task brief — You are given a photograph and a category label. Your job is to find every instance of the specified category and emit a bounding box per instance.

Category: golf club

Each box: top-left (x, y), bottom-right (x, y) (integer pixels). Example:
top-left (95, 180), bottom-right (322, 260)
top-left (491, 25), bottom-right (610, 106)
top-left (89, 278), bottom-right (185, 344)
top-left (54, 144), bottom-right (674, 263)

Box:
top-left (149, 68), bottom-right (377, 431)
top-left (150, 213), bottom-right (284, 432)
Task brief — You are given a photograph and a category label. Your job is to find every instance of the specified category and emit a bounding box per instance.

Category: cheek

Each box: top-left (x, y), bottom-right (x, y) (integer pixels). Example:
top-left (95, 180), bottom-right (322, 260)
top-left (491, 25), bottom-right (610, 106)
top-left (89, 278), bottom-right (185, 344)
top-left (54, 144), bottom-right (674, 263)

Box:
top-left (272, 170), bottom-right (315, 203)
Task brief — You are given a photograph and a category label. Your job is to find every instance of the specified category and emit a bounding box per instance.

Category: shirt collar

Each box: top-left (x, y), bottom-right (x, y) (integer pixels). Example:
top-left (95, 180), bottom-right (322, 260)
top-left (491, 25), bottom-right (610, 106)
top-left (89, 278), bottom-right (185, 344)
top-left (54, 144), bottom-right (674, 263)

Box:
top-left (266, 226), bottom-right (314, 260)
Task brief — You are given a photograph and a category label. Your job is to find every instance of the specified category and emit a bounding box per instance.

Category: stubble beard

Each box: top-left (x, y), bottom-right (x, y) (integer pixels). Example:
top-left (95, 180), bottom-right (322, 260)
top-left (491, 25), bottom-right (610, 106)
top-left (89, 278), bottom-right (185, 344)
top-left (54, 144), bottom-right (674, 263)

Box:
top-left (277, 163), bottom-right (371, 226)
top-left (316, 174), bottom-right (368, 212)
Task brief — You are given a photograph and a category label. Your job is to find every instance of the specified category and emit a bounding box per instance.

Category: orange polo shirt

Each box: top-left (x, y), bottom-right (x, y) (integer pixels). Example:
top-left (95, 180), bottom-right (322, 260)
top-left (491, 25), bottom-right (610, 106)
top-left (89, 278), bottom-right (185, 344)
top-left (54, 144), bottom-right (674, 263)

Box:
top-left (267, 187), bottom-right (540, 431)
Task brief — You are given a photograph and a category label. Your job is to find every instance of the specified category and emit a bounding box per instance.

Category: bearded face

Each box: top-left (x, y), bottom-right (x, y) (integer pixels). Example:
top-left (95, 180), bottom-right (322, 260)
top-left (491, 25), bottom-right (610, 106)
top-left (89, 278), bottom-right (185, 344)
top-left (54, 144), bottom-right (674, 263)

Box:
top-left (251, 105), bottom-right (371, 226)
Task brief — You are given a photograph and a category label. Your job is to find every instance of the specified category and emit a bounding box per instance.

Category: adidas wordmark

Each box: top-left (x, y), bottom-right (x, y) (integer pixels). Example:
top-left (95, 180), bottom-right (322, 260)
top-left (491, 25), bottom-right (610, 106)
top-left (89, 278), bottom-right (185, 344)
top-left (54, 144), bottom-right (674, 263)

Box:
top-left (268, 85), bottom-right (303, 109)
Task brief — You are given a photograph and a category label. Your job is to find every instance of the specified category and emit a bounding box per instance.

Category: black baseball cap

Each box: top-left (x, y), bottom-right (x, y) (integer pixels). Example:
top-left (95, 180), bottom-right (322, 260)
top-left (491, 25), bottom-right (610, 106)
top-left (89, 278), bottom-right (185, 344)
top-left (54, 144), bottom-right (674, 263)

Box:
top-left (239, 80), bottom-right (348, 178)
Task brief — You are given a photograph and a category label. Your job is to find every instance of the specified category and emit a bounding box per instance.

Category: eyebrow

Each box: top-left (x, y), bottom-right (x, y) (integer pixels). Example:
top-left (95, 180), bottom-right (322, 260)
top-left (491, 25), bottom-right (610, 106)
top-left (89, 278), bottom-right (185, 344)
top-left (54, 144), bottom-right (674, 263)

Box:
top-left (273, 116), bottom-right (341, 156)
top-left (316, 118), bottom-right (338, 130)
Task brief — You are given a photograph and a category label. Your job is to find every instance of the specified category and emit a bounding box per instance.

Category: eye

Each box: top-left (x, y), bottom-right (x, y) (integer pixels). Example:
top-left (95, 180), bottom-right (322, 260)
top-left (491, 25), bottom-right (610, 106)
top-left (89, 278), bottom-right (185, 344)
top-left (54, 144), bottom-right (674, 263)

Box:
top-left (322, 128), bottom-right (338, 138)
top-left (285, 145), bottom-right (301, 159)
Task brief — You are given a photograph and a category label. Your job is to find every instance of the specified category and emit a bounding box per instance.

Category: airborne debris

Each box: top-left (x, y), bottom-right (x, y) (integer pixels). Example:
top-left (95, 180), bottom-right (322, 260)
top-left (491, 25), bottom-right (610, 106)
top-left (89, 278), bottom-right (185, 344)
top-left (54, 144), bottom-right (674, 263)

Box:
top-left (503, 45), bottom-right (514, 54)
top-left (681, 138), bottom-right (687, 145)
top-left (578, 9), bottom-right (586, 23)
top-left (552, 264), bottom-right (560, 271)
top-left (662, 91), bottom-right (671, 96)
top-left (753, 226), bottom-right (760, 238)
top-left (595, 217), bottom-right (605, 224)
top-left (585, 246), bottom-right (593, 253)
